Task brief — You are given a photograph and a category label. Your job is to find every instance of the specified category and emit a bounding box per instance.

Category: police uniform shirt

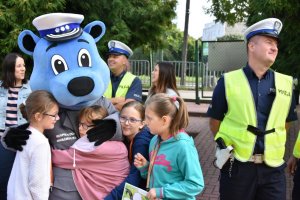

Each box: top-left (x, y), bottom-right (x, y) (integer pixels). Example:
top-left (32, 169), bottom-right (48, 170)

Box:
top-left (207, 64), bottom-right (298, 153)
top-left (110, 71), bottom-right (142, 102)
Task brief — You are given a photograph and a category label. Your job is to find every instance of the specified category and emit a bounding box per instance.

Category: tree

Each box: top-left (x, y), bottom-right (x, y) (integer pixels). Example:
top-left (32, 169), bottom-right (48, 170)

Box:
top-left (206, 0), bottom-right (300, 80)
top-left (181, 0), bottom-right (190, 85)
top-left (53, 0), bottom-right (177, 55)
top-left (0, 0), bottom-right (177, 65)
top-left (131, 25), bottom-right (197, 62)
top-left (0, 0), bottom-right (65, 68)
top-left (163, 25), bottom-right (197, 62)
top-left (217, 34), bottom-right (243, 41)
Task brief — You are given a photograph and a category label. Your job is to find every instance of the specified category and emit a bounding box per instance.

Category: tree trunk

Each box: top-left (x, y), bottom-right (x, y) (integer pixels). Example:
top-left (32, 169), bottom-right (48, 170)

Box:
top-left (180, 0), bottom-right (190, 86)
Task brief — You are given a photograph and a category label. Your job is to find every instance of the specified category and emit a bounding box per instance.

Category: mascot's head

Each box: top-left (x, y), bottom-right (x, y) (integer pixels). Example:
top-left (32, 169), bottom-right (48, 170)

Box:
top-left (18, 13), bottom-right (110, 110)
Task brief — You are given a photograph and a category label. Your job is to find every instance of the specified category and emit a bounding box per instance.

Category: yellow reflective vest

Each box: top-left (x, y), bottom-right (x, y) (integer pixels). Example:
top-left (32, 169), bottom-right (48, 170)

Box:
top-left (104, 72), bottom-right (136, 98)
top-left (215, 69), bottom-right (293, 167)
top-left (293, 131), bottom-right (300, 158)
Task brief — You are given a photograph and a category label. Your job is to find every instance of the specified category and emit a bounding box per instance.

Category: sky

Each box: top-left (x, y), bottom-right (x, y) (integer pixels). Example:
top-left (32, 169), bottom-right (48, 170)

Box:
top-left (174, 0), bottom-right (216, 39)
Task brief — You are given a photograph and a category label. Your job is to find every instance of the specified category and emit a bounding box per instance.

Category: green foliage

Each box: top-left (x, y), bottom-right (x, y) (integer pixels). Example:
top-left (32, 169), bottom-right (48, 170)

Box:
top-left (217, 34), bottom-right (243, 41)
top-left (132, 25), bottom-right (198, 61)
top-left (0, 0), bottom-right (177, 68)
top-left (0, 0), bottom-right (65, 68)
top-left (163, 25), bottom-right (197, 61)
top-left (63, 0), bottom-right (177, 55)
top-left (206, 0), bottom-right (300, 81)
top-left (206, 0), bottom-right (249, 25)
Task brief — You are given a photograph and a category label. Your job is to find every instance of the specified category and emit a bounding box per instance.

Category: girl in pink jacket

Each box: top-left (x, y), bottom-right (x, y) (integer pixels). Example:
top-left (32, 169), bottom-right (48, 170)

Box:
top-left (52, 105), bottom-right (130, 200)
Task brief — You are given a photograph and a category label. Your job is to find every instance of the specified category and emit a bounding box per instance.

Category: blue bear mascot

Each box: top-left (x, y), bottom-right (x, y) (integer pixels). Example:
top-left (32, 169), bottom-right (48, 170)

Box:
top-left (2, 13), bottom-right (122, 199)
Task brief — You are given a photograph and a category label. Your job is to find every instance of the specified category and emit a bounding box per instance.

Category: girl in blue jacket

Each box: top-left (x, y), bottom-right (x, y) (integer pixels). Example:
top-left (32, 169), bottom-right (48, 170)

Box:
top-left (105, 101), bottom-right (153, 199)
top-left (134, 93), bottom-right (204, 199)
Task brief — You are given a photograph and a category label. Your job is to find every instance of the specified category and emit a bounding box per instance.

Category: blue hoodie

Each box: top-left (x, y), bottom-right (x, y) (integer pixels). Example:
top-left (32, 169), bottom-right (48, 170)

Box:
top-left (139, 132), bottom-right (204, 199)
top-left (105, 127), bottom-right (153, 200)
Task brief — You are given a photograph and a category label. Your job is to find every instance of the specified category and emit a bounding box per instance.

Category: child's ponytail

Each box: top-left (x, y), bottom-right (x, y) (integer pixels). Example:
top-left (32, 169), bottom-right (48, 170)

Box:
top-left (145, 93), bottom-right (189, 137)
top-left (19, 101), bottom-right (28, 120)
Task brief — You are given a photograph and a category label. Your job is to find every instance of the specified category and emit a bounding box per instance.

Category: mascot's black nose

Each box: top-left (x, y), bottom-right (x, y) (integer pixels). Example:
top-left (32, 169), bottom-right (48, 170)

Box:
top-left (68, 77), bottom-right (95, 96)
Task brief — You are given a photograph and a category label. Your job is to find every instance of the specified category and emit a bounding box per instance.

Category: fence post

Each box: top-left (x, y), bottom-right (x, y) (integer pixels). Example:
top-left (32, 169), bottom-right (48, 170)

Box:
top-left (149, 50), bottom-right (153, 84)
top-left (195, 40), bottom-right (200, 104)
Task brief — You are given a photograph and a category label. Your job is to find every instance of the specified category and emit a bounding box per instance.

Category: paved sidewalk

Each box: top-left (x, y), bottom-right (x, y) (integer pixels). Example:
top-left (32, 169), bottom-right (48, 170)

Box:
top-left (185, 103), bottom-right (300, 200)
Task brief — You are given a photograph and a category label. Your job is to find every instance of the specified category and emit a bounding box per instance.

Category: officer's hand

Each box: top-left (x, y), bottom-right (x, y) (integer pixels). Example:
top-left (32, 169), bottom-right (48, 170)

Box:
top-left (86, 119), bottom-right (116, 146)
top-left (3, 123), bottom-right (31, 151)
top-left (110, 97), bottom-right (125, 105)
top-left (287, 156), bottom-right (298, 175)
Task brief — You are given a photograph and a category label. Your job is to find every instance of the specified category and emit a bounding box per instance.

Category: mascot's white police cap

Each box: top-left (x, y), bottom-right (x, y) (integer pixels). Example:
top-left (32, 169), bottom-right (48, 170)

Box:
top-left (32, 13), bottom-right (84, 41)
top-left (108, 40), bottom-right (133, 58)
top-left (244, 18), bottom-right (282, 41)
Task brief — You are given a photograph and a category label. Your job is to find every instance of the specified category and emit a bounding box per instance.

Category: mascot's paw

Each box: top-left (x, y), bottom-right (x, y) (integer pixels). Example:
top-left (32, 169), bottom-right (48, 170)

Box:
top-left (3, 123), bottom-right (31, 151)
top-left (87, 119), bottom-right (116, 146)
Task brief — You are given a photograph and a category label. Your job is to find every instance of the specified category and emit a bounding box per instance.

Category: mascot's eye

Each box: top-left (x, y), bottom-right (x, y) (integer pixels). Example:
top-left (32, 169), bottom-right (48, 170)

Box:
top-left (78, 49), bottom-right (91, 67)
top-left (51, 55), bottom-right (68, 75)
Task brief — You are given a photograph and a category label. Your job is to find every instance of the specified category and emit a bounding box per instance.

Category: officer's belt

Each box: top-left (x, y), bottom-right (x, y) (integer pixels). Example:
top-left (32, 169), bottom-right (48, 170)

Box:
top-left (247, 125), bottom-right (275, 136)
top-left (248, 154), bottom-right (264, 164)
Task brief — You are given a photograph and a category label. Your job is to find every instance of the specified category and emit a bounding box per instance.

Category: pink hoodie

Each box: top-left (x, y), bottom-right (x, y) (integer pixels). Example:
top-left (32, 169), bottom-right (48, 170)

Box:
top-left (52, 137), bottom-right (130, 200)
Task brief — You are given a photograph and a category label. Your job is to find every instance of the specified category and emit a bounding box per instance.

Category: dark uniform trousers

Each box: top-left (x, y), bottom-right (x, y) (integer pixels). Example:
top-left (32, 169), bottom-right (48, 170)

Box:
top-left (292, 160), bottom-right (300, 200)
top-left (0, 137), bottom-right (16, 200)
top-left (220, 159), bottom-right (286, 200)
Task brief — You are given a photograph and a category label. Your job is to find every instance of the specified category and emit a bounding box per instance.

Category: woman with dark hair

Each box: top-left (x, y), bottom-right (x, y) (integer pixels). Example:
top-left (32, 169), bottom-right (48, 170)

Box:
top-left (0, 53), bottom-right (31, 199)
top-left (148, 62), bottom-right (179, 100)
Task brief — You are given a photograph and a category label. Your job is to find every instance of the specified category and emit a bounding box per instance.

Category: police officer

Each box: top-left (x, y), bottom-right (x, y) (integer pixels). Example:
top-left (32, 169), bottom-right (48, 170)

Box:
top-left (207, 18), bottom-right (298, 200)
top-left (104, 40), bottom-right (142, 111)
top-left (288, 131), bottom-right (300, 200)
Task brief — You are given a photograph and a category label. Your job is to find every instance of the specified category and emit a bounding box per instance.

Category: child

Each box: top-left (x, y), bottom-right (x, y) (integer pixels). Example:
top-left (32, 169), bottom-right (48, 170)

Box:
top-left (51, 105), bottom-right (130, 200)
top-left (6, 90), bottom-right (59, 200)
top-left (105, 101), bottom-right (153, 199)
top-left (134, 93), bottom-right (204, 199)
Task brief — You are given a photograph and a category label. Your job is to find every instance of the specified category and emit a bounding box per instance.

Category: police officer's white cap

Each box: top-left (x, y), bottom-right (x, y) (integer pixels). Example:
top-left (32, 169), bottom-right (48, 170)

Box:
top-left (32, 13), bottom-right (84, 42)
top-left (108, 40), bottom-right (133, 58)
top-left (244, 18), bottom-right (282, 41)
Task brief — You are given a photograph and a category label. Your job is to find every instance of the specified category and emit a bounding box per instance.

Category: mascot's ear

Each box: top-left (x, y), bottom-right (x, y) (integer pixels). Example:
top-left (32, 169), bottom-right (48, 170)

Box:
top-left (83, 21), bottom-right (106, 43)
top-left (18, 30), bottom-right (40, 56)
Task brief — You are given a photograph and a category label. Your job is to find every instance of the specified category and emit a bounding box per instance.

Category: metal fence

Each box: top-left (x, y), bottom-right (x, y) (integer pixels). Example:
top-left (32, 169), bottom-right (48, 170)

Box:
top-left (129, 59), bottom-right (227, 103)
top-left (129, 60), bottom-right (203, 90)
top-left (129, 60), bottom-right (151, 87)
top-left (202, 40), bottom-right (247, 72)
top-left (128, 41), bottom-right (246, 98)
top-left (200, 40), bottom-right (247, 97)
